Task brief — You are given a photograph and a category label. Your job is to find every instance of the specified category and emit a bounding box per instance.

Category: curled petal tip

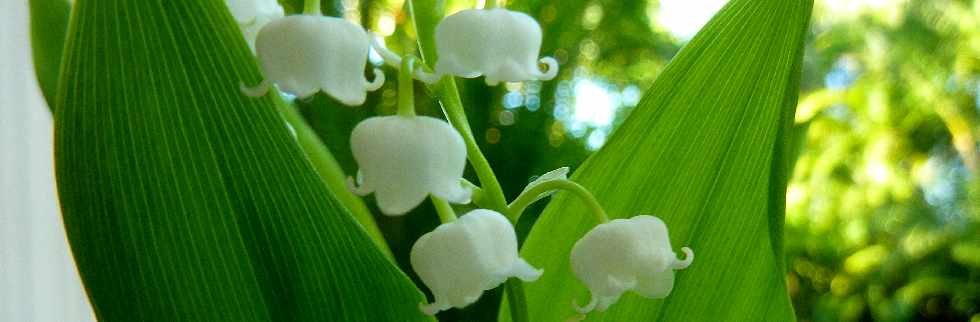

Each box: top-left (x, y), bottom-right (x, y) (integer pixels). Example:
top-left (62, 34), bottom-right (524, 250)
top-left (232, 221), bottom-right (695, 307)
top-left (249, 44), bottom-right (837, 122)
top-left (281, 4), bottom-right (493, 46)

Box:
top-left (672, 247), bottom-right (694, 270)
top-left (537, 56), bottom-right (559, 80)
top-left (378, 205), bottom-right (409, 216)
top-left (419, 301), bottom-right (449, 315)
top-left (237, 16), bottom-right (258, 27)
top-left (442, 184), bottom-right (473, 205)
top-left (346, 176), bottom-right (371, 196)
top-left (509, 260), bottom-right (544, 282)
top-left (368, 32), bottom-right (442, 84)
top-left (240, 79), bottom-right (271, 97)
top-left (484, 77), bottom-right (501, 86)
top-left (414, 69), bottom-right (441, 84)
top-left (368, 33), bottom-right (402, 67)
top-left (335, 95), bottom-right (367, 106)
top-left (573, 294), bottom-right (598, 314)
top-left (366, 68), bottom-right (385, 91)
top-left (419, 303), bottom-right (437, 316)
top-left (523, 268), bottom-right (545, 281)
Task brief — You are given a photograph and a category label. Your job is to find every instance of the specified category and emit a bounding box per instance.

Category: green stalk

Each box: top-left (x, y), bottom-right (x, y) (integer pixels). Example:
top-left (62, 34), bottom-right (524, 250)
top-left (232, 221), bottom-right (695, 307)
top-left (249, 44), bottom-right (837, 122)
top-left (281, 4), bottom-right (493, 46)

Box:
top-left (274, 97), bottom-right (394, 260)
top-left (407, 1), bottom-right (528, 320)
top-left (398, 56), bottom-right (417, 117)
top-left (434, 79), bottom-right (509, 213)
top-left (434, 79), bottom-right (528, 322)
top-left (507, 179), bottom-right (610, 224)
top-left (303, 0), bottom-right (321, 15)
top-left (405, 0), bottom-right (507, 213)
top-left (431, 196), bottom-right (458, 223)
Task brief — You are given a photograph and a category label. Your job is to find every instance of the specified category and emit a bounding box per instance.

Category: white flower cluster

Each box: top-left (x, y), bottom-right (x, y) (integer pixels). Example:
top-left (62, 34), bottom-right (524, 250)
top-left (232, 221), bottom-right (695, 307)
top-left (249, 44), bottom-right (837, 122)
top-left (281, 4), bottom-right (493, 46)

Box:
top-left (225, 0), bottom-right (693, 316)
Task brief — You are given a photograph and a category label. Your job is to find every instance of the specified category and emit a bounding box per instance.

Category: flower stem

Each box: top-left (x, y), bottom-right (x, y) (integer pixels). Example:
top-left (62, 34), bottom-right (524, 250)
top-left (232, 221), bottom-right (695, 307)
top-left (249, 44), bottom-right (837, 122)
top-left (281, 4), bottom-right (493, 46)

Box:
top-left (434, 70), bottom-right (530, 322)
top-left (507, 179), bottom-right (610, 224)
top-left (398, 56), bottom-right (417, 117)
top-left (273, 96), bottom-right (394, 260)
top-left (431, 196), bottom-right (457, 223)
top-left (435, 78), bottom-right (509, 213)
top-left (405, 2), bottom-right (526, 320)
top-left (303, 0), bottom-right (320, 15)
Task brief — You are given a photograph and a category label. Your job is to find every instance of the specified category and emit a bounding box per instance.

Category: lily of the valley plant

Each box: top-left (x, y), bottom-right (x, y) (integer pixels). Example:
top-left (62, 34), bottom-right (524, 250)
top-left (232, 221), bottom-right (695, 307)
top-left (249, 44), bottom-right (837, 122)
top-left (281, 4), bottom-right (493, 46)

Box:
top-left (227, 0), bottom-right (694, 319)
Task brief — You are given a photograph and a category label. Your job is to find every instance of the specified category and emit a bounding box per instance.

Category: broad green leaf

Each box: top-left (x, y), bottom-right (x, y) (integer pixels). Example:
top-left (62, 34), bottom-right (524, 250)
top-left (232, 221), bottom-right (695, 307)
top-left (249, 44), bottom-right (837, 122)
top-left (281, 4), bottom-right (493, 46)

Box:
top-left (29, 0), bottom-right (71, 109)
top-left (501, 0), bottom-right (812, 321)
top-left (54, 0), bottom-right (431, 320)
top-left (406, 0), bottom-right (442, 63)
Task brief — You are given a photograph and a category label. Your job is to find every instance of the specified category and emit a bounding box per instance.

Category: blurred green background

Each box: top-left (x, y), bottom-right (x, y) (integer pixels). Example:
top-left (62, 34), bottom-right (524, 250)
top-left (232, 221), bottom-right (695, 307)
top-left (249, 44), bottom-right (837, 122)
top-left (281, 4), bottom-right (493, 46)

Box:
top-left (286, 0), bottom-right (980, 320)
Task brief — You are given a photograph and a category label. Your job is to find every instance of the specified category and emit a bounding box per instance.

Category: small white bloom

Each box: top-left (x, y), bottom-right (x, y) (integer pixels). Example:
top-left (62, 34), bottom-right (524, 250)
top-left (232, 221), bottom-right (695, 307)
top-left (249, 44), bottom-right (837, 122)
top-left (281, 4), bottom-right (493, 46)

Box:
top-left (224, 0), bottom-right (284, 51)
top-left (432, 8), bottom-right (558, 85)
top-left (570, 215), bottom-right (693, 313)
top-left (411, 209), bottom-right (543, 315)
top-left (348, 116), bottom-right (471, 215)
top-left (243, 15), bottom-right (384, 105)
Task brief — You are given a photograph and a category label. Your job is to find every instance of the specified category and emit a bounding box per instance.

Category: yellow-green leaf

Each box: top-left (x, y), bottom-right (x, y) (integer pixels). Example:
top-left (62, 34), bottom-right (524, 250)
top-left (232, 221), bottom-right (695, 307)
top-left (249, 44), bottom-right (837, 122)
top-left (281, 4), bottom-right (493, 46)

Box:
top-left (502, 0), bottom-right (812, 320)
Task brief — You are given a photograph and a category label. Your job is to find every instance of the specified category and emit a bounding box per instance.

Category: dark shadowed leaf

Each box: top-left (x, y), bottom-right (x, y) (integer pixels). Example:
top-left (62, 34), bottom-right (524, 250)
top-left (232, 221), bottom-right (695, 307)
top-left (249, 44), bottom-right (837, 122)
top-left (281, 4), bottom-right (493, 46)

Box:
top-left (54, 0), bottom-right (432, 320)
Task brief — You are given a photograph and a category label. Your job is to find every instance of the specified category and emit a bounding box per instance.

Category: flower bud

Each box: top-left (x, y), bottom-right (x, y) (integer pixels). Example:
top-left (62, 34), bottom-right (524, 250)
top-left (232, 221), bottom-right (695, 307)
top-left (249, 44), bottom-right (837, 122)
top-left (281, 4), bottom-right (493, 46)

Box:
top-left (225, 0), bottom-right (284, 51)
top-left (348, 116), bottom-right (471, 215)
top-left (411, 209), bottom-right (543, 315)
top-left (433, 8), bottom-right (558, 85)
top-left (244, 15), bottom-right (384, 105)
top-left (570, 215), bottom-right (693, 313)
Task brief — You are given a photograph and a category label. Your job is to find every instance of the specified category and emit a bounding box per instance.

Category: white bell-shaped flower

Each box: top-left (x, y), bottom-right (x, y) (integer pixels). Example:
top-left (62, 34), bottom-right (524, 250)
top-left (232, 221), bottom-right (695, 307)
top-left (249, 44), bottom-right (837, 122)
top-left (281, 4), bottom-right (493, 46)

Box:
top-left (411, 209), bottom-right (543, 315)
top-left (243, 15), bottom-right (384, 105)
top-left (570, 215), bottom-right (693, 313)
top-left (348, 115), bottom-right (471, 215)
top-left (225, 0), bottom-right (284, 51)
top-left (432, 8), bottom-right (558, 85)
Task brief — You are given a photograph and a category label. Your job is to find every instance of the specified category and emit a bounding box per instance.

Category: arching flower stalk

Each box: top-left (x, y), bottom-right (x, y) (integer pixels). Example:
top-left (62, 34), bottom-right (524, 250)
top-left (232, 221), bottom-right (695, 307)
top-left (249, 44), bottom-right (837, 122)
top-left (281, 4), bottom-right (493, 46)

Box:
top-left (411, 209), bottom-right (543, 315)
top-left (570, 215), bottom-right (694, 313)
top-left (517, 167), bottom-right (569, 205)
top-left (369, 8), bottom-right (558, 85)
top-left (241, 15), bottom-right (384, 105)
top-left (347, 56), bottom-right (472, 215)
top-left (224, 0), bottom-right (284, 51)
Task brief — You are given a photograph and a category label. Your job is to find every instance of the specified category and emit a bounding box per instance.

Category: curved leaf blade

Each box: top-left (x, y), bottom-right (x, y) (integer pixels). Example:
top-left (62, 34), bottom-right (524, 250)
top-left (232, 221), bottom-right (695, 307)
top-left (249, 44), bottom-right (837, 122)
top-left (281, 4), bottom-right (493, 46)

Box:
top-left (503, 0), bottom-right (812, 321)
top-left (29, 0), bottom-right (71, 108)
top-left (55, 0), bottom-right (430, 320)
